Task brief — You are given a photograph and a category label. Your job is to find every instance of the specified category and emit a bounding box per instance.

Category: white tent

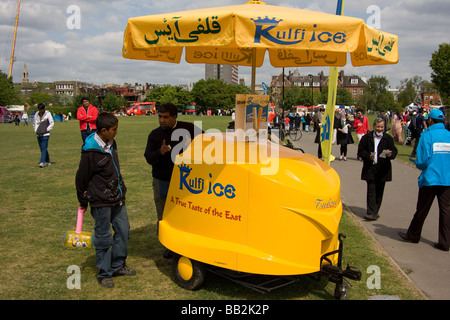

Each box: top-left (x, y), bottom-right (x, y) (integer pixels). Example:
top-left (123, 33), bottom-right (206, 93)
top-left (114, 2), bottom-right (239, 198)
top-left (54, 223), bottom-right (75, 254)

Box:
top-left (6, 105), bottom-right (24, 112)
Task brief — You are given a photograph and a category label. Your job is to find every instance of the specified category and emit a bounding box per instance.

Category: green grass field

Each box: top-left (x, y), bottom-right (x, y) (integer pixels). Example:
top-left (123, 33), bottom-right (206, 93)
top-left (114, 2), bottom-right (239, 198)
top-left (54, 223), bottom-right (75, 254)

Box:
top-left (0, 115), bottom-right (424, 300)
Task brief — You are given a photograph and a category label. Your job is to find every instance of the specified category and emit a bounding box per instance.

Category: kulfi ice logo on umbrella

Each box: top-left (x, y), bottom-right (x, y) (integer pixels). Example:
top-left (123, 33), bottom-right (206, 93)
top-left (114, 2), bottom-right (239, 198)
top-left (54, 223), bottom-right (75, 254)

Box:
top-left (178, 164), bottom-right (236, 199)
top-left (251, 16), bottom-right (347, 45)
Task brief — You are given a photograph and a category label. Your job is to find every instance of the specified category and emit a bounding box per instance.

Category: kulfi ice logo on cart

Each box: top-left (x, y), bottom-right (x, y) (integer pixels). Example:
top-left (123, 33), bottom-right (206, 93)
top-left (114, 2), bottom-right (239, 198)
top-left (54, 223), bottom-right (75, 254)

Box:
top-left (178, 164), bottom-right (236, 199)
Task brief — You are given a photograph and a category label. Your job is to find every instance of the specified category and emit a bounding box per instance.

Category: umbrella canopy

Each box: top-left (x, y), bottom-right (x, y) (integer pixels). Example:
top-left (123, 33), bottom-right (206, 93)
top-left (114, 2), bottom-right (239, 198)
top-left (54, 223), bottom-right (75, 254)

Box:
top-left (122, 1), bottom-right (398, 71)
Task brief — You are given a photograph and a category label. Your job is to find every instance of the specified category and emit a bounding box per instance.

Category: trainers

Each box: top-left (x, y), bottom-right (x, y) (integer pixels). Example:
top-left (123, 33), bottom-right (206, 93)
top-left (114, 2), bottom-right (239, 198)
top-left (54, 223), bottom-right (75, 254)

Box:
top-left (99, 277), bottom-right (114, 288)
top-left (113, 266), bottom-right (136, 277)
top-left (46, 162), bottom-right (51, 166)
top-left (39, 162), bottom-right (45, 168)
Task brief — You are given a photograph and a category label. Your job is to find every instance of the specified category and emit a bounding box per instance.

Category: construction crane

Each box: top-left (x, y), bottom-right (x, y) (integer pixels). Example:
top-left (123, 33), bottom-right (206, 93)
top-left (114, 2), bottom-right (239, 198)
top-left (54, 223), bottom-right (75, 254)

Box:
top-left (8, 0), bottom-right (21, 79)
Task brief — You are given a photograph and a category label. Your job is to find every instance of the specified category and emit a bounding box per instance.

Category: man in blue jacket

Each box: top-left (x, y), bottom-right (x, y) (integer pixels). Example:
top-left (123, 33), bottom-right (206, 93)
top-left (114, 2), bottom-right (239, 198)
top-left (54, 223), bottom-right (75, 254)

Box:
top-left (399, 109), bottom-right (450, 251)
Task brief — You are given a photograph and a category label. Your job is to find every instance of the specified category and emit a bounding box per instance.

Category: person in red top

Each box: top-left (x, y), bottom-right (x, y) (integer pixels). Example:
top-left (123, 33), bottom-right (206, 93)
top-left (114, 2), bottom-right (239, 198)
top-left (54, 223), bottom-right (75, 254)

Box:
top-left (353, 108), bottom-right (370, 139)
top-left (353, 108), bottom-right (370, 160)
top-left (77, 98), bottom-right (98, 143)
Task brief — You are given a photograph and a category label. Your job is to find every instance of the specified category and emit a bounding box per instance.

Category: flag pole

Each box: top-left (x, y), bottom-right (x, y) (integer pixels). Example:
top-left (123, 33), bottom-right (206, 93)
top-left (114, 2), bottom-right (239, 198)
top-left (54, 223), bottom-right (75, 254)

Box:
top-left (321, 0), bottom-right (345, 164)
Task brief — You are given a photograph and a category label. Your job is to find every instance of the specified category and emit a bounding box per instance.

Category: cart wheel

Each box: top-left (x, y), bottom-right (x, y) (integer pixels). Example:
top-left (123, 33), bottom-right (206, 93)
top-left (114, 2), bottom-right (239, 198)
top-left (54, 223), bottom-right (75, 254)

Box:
top-left (172, 254), bottom-right (206, 290)
top-left (334, 283), bottom-right (348, 300)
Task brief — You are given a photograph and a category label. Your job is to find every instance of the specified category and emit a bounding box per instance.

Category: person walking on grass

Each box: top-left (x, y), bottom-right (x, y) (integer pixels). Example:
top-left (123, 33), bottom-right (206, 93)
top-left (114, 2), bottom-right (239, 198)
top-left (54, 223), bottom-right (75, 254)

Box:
top-left (33, 103), bottom-right (54, 168)
top-left (22, 111), bottom-right (28, 126)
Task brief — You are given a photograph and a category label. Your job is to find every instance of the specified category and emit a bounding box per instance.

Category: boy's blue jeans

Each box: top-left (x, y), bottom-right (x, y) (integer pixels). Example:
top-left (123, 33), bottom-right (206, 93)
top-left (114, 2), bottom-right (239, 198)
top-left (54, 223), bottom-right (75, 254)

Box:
top-left (37, 136), bottom-right (50, 163)
top-left (90, 204), bottom-right (130, 280)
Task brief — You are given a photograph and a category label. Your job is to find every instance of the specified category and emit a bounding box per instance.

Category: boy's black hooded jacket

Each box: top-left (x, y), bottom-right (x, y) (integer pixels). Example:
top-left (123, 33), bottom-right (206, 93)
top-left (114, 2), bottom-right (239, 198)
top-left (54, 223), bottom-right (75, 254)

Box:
top-left (76, 134), bottom-right (126, 208)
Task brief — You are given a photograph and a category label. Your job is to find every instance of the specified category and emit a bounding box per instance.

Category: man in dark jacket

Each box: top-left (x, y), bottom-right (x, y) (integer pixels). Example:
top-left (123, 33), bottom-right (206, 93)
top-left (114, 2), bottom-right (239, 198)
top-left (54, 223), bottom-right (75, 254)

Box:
top-left (358, 117), bottom-right (398, 220)
top-left (144, 103), bottom-right (203, 257)
top-left (410, 108), bottom-right (427, 157)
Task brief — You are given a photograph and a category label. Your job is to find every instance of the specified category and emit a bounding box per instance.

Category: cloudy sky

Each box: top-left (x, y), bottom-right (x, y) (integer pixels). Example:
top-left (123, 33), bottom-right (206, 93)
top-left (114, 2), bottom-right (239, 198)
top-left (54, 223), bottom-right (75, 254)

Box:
top-left (0, 0), bottom-right (448, 89)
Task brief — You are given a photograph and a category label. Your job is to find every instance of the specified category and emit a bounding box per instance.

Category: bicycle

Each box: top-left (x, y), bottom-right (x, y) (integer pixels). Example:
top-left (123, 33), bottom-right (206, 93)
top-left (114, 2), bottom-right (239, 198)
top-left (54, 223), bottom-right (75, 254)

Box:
top-left (269, 125), bottom-right (305, 153)
top-left (270, 124), bottom-right (302, 142)
top-left (286, 125), bottom-right (302, 141)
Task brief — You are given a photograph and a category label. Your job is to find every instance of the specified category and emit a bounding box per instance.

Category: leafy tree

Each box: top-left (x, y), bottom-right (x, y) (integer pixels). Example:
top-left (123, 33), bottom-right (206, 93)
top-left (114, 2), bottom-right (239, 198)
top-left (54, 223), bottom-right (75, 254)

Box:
top-left (318, 86), bottom-right (354, 106)
top-left (284, 86), bottom-right (315, 108)
top-left (336, 88), bottom-right (355, 106)
top-left (228, 82), bottom-right (251, 97)
top-left (429, 43), bottom-right (450, 105)
top-left (146, 85), bottom-right (194, 110)
top-left (58, 94), bottom-right (74, 107)
top-left (191, 79), bottom-right (249, 112)
top-left (27, 91), bottom-right (54, 106)
top-left (145, 86), bottom-right (168, 104)
top-left (174, 86), bottom-right (194, 108)
top-left (420, 80), bottom-right (439, 94)
top-left (397, 80), bottom-right (417, 108)
top-left (356, 75), bottom-right (394, 111)
top-left (0, 71), bottom-right (20, 106)
top-left (102, 93), bottom-right (122, 112)
top-left (396, 75), bottom-right (423, 108)
top-left (191, 79), bottom-right (225, 111)
top-left (283, 85), bottom-right (300, 108)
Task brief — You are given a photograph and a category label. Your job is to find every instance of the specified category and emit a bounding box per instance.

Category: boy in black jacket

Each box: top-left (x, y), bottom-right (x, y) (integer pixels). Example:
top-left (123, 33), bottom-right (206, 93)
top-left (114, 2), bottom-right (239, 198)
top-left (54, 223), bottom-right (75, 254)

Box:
top-left (76, 112), bottom-right (135, 288)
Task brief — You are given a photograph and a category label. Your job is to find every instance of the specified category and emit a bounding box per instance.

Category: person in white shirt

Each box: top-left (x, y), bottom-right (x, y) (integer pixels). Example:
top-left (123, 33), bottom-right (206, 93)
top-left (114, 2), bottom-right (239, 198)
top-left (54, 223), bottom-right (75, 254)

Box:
top-left (21, 112), bottom-right (28, 126)
top-left (33, 103), bottom-right (54, 168)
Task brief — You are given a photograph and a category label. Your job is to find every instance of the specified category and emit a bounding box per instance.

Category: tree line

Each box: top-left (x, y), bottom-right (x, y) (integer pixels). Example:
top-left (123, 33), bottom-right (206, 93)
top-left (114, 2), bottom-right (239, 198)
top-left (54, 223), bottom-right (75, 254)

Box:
top-left (145, 79), bottom-right (250, 113)
top-left (1, 42), bottom-right (448, 113)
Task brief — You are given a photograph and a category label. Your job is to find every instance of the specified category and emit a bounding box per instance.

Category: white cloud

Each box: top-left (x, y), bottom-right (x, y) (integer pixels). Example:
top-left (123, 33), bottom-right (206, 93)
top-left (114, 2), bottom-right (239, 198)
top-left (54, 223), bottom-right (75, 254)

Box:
top-left (1, 0), bottom-right (448, 89)
top-left (22, 40), bottom-right (67, 59)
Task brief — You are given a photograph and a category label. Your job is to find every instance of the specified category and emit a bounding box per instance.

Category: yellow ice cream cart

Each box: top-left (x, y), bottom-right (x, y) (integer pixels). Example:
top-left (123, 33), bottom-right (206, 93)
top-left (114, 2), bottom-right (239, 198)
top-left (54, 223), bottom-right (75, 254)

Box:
top-left (158, 132), bottom-right (361, 299)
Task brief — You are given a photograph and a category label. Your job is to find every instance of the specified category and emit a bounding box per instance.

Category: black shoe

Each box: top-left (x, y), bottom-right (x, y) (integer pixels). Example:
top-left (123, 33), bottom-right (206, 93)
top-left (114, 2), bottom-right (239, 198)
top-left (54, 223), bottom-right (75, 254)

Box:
top-left (99, 277), bottom-right (114, 288)
top-left (398, 231), bottom-right (419, 243)
top-left (163, 249), bottom-right (174, 259)
top-left (434, 242), bottom-right (449, 252)
top-left (113, 265), bottom-right (136, 277)
top-left (364, 214), bottom-right (379, 221)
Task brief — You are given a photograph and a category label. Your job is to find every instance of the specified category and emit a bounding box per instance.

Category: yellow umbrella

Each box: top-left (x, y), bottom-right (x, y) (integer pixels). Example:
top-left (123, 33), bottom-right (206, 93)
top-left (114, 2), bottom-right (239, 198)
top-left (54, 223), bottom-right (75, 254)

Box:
top-left (122, 1), bottom-right (398, 91)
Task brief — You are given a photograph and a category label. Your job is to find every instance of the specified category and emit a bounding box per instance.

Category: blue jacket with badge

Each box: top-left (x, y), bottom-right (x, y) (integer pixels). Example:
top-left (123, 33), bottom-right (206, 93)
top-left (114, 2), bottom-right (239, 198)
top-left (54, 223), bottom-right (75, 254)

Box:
top-left (415, 123), bottom-right (450, 188)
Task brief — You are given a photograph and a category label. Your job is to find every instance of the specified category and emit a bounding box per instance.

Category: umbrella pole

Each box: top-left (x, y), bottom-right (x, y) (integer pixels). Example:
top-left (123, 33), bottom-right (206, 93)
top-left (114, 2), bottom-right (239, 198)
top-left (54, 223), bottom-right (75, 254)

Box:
top-left (321, 0), bottom-right (345, 165)
top-left (282, 67), bottom-right (285, 118)
top-left (251, 48), bottom-right (256, 94)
